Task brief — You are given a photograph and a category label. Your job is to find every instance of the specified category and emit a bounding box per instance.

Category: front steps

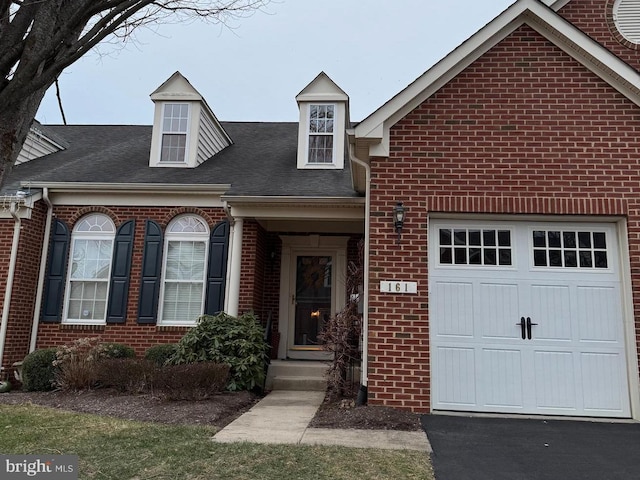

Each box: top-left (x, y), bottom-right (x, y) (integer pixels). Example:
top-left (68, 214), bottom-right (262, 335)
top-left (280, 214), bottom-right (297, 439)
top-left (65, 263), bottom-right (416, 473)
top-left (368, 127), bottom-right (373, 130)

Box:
top-left (265, 360), bottom-right (329, 391)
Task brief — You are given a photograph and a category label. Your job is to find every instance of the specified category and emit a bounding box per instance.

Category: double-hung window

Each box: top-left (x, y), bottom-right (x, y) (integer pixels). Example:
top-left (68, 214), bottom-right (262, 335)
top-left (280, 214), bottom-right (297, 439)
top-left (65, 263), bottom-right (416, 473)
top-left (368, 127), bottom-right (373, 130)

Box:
top-left (159, 215), bottom-right (209, 325)
top-left (63, 214), bottom-right (115, 324)
top-left (308, 104), bottom-right (335, 164)
top-left (160, 103), bottom-right (189, 163)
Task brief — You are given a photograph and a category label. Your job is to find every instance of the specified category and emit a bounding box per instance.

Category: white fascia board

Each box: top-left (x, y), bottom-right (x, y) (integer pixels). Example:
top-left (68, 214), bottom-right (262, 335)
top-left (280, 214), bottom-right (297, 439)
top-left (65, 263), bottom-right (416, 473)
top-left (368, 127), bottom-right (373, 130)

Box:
top-left (23, 182), bottom-right (230, 194)
top-left (543, 0), bottom-right (572, 10)
top-left (224, 196), bottom-right (365, 220)
top-left (355, 0), bottom-right (640, 143)
top-left (23, 183), bottom-right (230, 207)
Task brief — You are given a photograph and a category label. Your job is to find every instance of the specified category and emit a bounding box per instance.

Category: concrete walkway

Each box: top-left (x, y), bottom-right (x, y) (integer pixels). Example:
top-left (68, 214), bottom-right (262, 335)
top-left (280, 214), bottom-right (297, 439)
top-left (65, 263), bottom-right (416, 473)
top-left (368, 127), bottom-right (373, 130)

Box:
top-left (212, 390), bottom-right (431, 452)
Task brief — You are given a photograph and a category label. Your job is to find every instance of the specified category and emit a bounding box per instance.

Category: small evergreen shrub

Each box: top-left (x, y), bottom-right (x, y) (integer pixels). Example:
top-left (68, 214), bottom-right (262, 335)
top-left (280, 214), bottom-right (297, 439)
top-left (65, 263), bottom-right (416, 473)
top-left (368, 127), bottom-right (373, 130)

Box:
top-left (144, 344), bottom-right (178, 366)
top-left (153, 362), bottom-right (230, 400)
top-left (171, 312), bottom-right (269, 391)
top-left (21, 348), bottom-right (58, 391)
top-left (102, 343), bottom-right (135, 359)
top-left (53, 337), bottom-right (107, 391)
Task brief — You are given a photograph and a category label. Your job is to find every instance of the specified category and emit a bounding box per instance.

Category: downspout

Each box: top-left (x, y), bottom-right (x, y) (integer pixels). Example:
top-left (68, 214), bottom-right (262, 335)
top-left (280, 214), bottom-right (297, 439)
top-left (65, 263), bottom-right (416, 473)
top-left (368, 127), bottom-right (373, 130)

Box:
top-left (349, 143), bottom-right (371, 406)
top-left (30, 188), bottom-right (53, 352)
top-left (0, 201), bottom-right (22, 373)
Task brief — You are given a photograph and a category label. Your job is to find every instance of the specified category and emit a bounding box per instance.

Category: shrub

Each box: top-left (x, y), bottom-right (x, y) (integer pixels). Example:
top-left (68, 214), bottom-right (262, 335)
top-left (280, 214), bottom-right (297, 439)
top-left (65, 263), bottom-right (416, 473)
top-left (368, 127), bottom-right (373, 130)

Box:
top-left (153, 362), bottom-right (230, 400)
top-left (95, 358), bottom-right (156, 393)
top-left (144, 344), bottom-right (178, 366)
top-left (21, 348), bottom-right (58, 391)
top-left (101, 343), bottom-right (135, 359)
top-left (53, 337), bottom-right (107, 391)
top-left (171, 312), bottom-right (269, 391)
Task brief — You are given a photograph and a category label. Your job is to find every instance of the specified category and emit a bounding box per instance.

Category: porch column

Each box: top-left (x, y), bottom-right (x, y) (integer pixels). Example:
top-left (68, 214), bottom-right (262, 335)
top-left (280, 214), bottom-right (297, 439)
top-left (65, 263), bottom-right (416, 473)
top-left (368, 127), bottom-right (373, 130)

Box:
top-left (227, 217), bottom-right (244, 317)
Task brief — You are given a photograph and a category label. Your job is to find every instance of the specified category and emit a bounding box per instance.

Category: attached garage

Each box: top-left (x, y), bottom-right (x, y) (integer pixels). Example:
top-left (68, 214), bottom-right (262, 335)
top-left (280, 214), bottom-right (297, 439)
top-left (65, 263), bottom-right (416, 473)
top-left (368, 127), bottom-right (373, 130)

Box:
top-left (430, 219), bottom-right (632, 418)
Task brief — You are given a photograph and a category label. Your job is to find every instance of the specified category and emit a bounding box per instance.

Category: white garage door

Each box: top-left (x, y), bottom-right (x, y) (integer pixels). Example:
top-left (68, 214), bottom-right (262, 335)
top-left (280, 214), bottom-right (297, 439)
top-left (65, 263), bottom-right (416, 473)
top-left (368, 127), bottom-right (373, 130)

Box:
top-left (430, 219), bottom-right (631, 418)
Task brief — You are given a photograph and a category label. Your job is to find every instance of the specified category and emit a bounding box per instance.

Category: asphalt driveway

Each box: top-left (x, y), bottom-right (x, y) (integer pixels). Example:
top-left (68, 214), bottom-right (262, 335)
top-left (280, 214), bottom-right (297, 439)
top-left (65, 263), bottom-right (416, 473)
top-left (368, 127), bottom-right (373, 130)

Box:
top-left (422, 414), bottom-right (640, 480)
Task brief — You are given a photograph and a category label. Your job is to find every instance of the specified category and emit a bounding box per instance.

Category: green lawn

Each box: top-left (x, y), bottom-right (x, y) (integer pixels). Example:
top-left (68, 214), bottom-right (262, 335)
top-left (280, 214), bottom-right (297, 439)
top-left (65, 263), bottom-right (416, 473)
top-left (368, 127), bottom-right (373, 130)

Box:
top-left (0, 405), bottom-right (434, 480)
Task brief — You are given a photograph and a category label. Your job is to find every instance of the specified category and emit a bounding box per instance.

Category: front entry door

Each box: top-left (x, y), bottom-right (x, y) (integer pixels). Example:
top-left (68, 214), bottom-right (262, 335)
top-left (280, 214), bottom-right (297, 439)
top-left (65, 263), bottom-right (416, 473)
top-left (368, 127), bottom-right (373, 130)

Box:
top-left (279, 236), bottom-right (349, 360)
top-left (293, 256), bottom-right (332, 348)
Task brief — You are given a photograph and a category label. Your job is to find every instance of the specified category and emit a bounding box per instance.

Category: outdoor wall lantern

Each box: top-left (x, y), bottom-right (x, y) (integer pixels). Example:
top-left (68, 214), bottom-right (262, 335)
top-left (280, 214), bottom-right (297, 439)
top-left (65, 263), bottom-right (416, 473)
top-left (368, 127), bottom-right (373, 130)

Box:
top-left (393, 201), bottom-right (406, 244)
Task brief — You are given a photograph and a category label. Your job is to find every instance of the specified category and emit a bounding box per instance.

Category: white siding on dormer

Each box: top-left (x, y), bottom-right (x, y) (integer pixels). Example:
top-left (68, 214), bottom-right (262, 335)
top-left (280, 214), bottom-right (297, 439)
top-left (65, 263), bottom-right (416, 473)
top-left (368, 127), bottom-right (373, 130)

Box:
top-left (149, 71), bottom-right (232, 169)
top-left (197, 108), bottom-right (231, 165)
top-left (17, 127), bottom-right (64, 164)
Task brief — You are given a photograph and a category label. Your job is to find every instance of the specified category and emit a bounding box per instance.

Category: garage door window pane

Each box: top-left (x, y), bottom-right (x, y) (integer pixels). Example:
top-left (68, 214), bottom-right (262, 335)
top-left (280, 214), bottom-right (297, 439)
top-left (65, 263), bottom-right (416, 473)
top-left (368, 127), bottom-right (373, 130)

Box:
top-left (440, 247), bottom-right (453, 264)
top-left (532, 230), bottom-right (608, 269)
top-left (438, 228), bottom-right (512, 267)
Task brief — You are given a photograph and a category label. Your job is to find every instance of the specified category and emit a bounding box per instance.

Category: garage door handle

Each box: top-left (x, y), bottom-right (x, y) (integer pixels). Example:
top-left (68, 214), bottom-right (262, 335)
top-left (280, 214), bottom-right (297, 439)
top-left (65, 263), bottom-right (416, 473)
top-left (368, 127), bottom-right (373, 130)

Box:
top-left (516, 317), bottom-right (526, 340)
top-left (526, 317), bottom-right (538, 340)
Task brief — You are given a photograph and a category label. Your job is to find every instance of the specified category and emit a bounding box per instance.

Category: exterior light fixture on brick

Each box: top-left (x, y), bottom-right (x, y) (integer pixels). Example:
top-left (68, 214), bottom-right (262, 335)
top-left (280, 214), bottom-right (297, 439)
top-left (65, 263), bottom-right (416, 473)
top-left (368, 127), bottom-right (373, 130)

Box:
top-left (393, 201), bottom-right (406, 244)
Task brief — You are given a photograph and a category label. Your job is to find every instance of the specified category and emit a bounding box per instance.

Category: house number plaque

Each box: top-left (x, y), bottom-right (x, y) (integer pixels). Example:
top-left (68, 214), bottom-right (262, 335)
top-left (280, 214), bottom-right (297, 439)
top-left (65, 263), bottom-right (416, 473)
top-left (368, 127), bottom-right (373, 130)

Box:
top-left (379, 281), bottom-right (417, 294)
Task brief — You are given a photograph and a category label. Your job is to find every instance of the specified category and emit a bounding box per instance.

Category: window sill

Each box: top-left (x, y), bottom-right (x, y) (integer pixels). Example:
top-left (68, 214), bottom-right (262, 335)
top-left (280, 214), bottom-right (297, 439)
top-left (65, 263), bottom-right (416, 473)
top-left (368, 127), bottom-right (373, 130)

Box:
top-left (156, 324), bottom-right (195, 331)
top-left (60, 324), bottom-right (106, 331)
top-left (300, 163), bottom-right (341, 170)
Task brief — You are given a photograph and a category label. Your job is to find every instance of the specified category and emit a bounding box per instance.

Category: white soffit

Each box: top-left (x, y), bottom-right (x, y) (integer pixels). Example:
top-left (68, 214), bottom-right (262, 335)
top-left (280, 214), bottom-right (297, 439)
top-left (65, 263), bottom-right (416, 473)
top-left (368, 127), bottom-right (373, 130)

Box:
top-left (354, 0), bottom-right (640, 149)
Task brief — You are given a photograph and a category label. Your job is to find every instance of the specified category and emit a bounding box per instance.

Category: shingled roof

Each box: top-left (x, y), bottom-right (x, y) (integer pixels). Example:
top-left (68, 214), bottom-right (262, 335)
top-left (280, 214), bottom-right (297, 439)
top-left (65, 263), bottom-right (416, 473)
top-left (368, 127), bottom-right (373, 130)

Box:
top-left (4, 122), bottom-right (360, 198)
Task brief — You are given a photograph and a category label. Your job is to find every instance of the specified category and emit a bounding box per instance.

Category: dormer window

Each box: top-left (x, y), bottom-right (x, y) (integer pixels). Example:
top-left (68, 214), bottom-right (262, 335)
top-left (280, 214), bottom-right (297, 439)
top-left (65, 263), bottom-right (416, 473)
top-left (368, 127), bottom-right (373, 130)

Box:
top-left (309, 104), bottom-right (335, 164)
top-left (149, 72), bottom-right (232, 168)
top-left (296, 72), bottom-right (348, 170)
top-left (160, 103), bottom-right (189, 163)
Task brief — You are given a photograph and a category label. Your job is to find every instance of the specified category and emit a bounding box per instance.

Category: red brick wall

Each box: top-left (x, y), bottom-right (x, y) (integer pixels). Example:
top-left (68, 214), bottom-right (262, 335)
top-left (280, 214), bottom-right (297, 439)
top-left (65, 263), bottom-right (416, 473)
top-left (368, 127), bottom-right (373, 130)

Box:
top-left (238, 220), bottom-right (267, 319)
top-left (2, 202), bottom-right (48, 370)
top-left (559, 0), bottom-right (640, 70)
top-left (367, 25), bottom-right (640, 412)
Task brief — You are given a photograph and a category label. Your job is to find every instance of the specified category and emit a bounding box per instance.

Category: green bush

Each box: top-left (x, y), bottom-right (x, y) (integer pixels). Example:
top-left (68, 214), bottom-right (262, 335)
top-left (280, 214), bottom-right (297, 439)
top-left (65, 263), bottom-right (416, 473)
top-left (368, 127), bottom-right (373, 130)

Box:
top-left (153, 362), bottom-right (230, 400)
top-left (171, 312), bottom-right (268, 391)
top-left (21, 348), bottom-right (58, 391)
top-left (101, 343), bottom-right (135, 359)
top-left (144, 344), bottom-right (178, 366)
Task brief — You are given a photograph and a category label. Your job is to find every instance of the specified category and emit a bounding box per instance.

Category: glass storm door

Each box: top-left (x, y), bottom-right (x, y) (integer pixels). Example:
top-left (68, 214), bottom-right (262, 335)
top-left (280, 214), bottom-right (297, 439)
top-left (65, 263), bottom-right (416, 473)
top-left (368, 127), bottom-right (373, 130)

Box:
top-left (293, 255), bottom-right (332, 348)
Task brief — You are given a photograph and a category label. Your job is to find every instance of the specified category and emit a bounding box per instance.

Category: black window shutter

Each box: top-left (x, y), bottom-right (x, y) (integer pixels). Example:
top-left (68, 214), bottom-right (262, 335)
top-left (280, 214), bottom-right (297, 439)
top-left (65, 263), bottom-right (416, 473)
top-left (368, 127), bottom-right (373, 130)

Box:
top-left (137, 220), bottom-right (163, 324)
top-left (205, 220), bottom-right (229, 315)
top-left (41, 219), bottom-right (70, 323)
top-left (106, 220), bottom-right (135, 324)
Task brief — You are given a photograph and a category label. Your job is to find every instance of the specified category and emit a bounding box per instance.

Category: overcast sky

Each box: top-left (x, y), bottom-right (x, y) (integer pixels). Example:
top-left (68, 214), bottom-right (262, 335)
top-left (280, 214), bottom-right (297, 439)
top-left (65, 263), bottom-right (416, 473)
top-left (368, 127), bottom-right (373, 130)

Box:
top-left (35, 0), bottom-right (514, 125)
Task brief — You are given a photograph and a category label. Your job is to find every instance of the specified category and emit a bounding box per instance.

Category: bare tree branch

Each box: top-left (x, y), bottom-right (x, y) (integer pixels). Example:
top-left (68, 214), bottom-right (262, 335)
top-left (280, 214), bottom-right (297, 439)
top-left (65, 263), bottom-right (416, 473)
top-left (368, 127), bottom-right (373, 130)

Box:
top-left (0, 0), bottom-right (271, 187)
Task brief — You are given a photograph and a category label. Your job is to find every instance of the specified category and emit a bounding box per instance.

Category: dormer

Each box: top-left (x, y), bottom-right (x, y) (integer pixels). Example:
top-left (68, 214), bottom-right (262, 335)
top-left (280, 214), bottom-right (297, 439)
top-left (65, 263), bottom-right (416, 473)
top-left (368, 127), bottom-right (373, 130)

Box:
top-left (16, 121), bottom-right (68, 164)
top-left (296, 72), bottom-right (349, 170)
top-left (149, 72), bottom-right (232, 168)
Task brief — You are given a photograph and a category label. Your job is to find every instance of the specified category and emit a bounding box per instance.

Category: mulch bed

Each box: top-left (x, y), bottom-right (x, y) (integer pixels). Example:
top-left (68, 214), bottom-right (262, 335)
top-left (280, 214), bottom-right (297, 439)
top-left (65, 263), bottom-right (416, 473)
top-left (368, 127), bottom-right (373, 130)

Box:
top-left (0, 389), bottom-right (422, 431)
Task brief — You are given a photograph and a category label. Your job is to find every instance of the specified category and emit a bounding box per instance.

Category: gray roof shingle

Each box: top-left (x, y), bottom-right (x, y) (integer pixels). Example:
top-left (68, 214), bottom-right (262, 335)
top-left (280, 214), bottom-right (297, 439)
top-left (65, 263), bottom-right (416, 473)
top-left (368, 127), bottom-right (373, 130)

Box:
top-left (4, 122), bottom-right (361, 198)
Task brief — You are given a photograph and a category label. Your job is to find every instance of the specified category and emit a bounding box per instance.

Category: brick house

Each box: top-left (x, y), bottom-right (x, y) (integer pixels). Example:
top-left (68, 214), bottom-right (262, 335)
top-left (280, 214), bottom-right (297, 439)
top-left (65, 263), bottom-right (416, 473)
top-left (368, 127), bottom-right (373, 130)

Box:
top-left (1, 0), bottom-right (640, 419)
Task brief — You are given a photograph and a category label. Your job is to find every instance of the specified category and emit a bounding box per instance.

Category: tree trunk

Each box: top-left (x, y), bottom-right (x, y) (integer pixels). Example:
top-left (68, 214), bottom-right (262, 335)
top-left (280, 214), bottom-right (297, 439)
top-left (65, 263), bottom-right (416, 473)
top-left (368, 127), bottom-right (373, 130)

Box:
top-left (0, 86), bottom-right (49, 188)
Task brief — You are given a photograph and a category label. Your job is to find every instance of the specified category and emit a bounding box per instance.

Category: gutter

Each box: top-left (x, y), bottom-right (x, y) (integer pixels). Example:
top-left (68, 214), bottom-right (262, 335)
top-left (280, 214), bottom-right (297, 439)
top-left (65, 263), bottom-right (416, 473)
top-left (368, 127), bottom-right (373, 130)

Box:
top-left (29, 188), bottom-right (53, 352)
top-left (348, 143), bottom-right (371, 405)
top-left (0, 201), bottom-right (22, 372)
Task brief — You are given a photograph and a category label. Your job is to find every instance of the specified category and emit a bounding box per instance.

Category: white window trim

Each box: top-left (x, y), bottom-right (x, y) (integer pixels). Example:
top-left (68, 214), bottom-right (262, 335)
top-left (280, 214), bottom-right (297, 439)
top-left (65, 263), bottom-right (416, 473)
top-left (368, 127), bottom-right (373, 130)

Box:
top-left (159, 102), bottom-right (191, 165)
top-left (157, 215), bottom-right (210, 326)
top-left (435, 225), bottom-right (517, 270)
top-left (306, 103), bottom-right (337, 166)
top-left (62, 215), bottom-right (116, 325)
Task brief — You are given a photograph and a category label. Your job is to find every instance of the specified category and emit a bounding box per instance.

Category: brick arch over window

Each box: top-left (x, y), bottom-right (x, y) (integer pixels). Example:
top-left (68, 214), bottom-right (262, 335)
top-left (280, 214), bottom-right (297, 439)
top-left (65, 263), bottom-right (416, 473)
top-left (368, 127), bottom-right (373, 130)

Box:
top-left (68, 206), bottom-right (121, 228)
top-left (160, 207), bottom-right (216, 229)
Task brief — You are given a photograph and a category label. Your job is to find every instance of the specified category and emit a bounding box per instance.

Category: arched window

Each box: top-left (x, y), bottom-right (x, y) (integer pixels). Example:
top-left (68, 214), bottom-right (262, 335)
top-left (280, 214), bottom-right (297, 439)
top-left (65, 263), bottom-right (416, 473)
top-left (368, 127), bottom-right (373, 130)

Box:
top-left (159, 215), bottom-right (209, 325)
top-left (63, 214), bottom-right (116, 323)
